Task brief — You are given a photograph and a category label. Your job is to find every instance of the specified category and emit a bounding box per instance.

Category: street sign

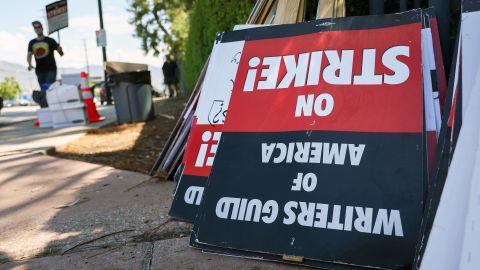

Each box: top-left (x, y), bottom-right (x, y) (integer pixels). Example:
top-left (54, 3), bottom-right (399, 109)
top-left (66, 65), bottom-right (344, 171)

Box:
top-left (46, 0), bottom-right (68, 34)
top-left (96, 29), bottom-right (107, 47)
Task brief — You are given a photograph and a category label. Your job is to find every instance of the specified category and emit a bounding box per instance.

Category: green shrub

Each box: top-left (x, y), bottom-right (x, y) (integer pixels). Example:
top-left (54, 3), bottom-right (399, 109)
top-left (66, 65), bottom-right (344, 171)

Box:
top-left (184, 0), bottom-right (254, 91)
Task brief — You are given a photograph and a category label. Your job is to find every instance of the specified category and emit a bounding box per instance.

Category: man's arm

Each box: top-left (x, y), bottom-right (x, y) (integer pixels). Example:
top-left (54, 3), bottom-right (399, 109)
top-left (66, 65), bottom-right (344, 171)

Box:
top-left (56, 46), bottom-right (64, 56)
top-left (52, 39), bottom-right (64, 56)
top-left (27, 52), bottom-right (34, 71)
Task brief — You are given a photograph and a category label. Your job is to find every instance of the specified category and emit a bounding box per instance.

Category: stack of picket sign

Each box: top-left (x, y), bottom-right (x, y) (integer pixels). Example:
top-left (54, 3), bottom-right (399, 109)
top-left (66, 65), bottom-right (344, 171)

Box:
top-left (247, 0), bottom-right (345, 23)
top-left (167, 8), bottom-right (433, 270)
top-left (156, 2), bottom-right (479, 270)
top-left (149, 0), bottom-right (345, 179)
top-left (418, 1), bottom-right (480, 269)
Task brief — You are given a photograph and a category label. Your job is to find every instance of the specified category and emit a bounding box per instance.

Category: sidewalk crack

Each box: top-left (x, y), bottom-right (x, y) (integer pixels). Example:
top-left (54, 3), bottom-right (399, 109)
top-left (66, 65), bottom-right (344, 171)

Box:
top-left (141, 241), bottom-right (154, 270)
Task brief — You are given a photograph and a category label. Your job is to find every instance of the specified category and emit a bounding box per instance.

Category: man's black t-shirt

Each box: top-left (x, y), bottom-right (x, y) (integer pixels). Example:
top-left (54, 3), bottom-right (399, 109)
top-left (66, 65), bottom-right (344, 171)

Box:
top-left (28, 37), bottom-right (59, 73)
top-left (162, 60), bottom-right (178, 80)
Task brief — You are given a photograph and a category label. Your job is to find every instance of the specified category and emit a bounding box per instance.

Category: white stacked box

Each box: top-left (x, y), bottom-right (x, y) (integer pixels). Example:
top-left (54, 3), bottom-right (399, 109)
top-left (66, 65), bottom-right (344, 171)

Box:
top-left (37, 108), bottom-right (53, 128)
top-left (46, 84), bottom-right (82, 105)
top-left (50, 102), bottom-right (86, 128)
top-left (46, 84), bottom-right (87, 128)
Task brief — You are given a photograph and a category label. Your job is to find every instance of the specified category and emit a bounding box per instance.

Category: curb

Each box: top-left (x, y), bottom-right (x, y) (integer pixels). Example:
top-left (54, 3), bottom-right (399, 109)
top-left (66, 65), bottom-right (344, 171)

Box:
top-left (31, 147), bottom-right (57, 156)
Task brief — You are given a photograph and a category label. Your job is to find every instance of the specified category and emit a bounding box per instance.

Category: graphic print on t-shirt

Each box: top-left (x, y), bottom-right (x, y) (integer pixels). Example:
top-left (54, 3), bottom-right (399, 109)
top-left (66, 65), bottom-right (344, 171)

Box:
top-left (32, 42), bottom-right (50, 59)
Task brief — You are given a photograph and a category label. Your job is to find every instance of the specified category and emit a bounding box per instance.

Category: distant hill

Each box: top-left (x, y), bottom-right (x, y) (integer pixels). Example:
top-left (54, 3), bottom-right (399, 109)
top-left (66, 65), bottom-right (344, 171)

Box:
top-left (0, 61), bottom-right (165, 93)
top-left (0, 61), bottom-right (39, 92)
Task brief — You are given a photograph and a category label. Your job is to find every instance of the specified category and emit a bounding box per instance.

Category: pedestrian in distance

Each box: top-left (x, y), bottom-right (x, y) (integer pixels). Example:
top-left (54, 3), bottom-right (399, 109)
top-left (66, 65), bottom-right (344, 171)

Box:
top-left (27, 21), bottom-right (64, 88)
top-left (162, 55), bottom-right (179, 98)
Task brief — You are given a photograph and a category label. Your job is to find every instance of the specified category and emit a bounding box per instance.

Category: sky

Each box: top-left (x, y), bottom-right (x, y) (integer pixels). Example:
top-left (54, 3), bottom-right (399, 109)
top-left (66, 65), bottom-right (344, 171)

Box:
top-left (0, 0), bottom-right (165, 70)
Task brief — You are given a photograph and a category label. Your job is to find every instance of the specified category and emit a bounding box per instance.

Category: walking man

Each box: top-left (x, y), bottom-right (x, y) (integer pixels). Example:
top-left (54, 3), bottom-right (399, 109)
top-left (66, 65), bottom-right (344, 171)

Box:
top-left (162, 55), bottom-right (178, 98)
top-left (27, 21), bottom-right (63, 87)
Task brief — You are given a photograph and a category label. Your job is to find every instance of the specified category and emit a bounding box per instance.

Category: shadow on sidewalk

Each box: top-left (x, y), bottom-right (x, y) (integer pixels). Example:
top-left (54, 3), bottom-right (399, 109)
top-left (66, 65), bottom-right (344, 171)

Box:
top-left (0, 252), bottom-right (11, 265)
top-left (0, 153), bottom-right (191, 269)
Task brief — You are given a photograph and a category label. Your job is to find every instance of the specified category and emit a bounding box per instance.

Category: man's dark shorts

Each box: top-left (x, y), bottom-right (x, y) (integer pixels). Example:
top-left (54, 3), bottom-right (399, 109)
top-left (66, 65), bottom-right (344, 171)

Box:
top-left (36, 70), bottom-right (57, 85)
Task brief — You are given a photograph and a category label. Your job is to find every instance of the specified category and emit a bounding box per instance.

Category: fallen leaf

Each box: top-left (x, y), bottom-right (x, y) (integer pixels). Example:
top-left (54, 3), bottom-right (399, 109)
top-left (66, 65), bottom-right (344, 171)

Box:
top-left (159, 114), bottom-right (175, 120)
top-left (31, 186), bottom-right (44, 192)
top-left (54, 198), bottom-right (89, 209)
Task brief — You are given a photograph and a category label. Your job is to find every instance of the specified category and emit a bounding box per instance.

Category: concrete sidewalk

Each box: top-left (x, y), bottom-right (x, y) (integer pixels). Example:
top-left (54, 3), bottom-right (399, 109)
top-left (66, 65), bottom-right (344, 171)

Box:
top-left (0, 153), bottom-right (307, 270)
top-left (0, 105), bottom-right (116, 154)
top-left (1, 237), bottom-right (309, 270)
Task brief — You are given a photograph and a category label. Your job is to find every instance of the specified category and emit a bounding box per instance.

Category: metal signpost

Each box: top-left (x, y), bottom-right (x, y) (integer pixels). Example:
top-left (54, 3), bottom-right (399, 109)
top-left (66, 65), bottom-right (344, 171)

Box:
top-left (97, 0), bottom-right (112, 105)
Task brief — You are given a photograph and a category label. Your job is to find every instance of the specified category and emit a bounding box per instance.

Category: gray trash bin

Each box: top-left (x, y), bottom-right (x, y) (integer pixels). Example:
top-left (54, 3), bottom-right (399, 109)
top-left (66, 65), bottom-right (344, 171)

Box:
top-left (109, 71), bottom-right (155, 124)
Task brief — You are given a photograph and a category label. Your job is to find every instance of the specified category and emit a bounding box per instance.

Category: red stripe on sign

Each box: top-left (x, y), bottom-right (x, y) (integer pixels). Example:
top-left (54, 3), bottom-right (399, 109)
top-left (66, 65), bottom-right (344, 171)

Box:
top-left (448, 87), bottom-right (458, 128)
top-left (182, 120), bottom-right (222, 177)
top-left (224, 23), bottom-right (423, 133)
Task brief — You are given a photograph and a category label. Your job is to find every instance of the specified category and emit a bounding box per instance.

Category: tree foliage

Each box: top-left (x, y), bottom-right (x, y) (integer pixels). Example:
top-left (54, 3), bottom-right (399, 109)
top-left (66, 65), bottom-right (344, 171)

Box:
top-left (183, 0), bottom-right (254, 90)
top-left (0, 77), bottom-right (22, 100)
top-left (128, 0), bottom-right (192, 57)
top-left (129, 0), bottom-right (254, 91)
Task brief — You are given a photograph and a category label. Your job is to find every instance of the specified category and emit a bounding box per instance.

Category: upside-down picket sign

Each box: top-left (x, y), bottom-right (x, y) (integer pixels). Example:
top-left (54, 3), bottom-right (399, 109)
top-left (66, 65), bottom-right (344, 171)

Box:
top-left (168, 32), bottom-right (246, 221)
top-left (192, 10), bottom-right (426, 269)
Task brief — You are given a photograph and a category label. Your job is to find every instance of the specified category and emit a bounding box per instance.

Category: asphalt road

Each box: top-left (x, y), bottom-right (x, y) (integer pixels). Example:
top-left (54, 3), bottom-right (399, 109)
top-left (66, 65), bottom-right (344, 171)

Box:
top-left (0, 106), bottom-right (37, 126)
top-left (0, 105), bottom-right (116, 154)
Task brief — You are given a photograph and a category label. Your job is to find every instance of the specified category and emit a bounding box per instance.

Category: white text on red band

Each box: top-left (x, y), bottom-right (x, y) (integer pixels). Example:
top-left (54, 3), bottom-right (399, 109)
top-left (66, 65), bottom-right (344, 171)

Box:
top-left (243, 46), bottom-right (410, 91)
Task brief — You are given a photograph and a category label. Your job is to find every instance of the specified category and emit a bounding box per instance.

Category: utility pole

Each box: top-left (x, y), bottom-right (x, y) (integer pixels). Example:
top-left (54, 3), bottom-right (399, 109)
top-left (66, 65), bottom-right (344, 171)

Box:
top-left (97, 0), bottom-right (112, 104)
top-left (83, 39), bottom-right (91, 79)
